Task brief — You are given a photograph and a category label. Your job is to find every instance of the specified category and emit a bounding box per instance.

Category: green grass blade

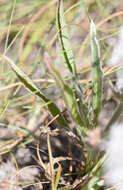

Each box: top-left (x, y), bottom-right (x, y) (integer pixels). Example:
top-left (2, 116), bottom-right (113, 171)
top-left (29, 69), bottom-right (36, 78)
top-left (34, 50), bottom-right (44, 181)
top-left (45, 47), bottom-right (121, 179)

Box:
top-left (57, 0), bottom-right (76, 77)
top-left (45, 53), bottom-right (85, 129)
top-left (90, 154), bottom-right (107, 176)
top-left (3, 55), bottom-right (69, 128)
top-left (4, 0), bottom-right (16, 53)
top-left (82, 176), bottom-right (103, 190)
top-left (57, 0), bottom-right (90, 129)
top-left (90, 19), bottom-right (103, 126)
top-left (0, 122), bottom-right (29, 135)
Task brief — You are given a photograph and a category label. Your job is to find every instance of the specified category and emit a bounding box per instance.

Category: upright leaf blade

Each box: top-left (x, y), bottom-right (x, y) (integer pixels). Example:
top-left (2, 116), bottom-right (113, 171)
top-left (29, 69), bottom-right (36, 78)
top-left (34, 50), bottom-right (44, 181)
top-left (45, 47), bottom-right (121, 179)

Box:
top-left (57, 0), bottom-right (76, 77)
top-left (57, 0), bottom-right (89, 129)
top-left (3, 55), bottom-right (69, 128)
top-left (90, 19), bottom-right (103, 126)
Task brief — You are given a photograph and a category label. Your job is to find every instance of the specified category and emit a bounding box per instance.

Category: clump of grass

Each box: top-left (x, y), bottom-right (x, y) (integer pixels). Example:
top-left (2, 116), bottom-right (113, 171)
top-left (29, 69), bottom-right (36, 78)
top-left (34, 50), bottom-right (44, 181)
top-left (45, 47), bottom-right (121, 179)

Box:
top-left (0, 0), bottom-right (123, 189)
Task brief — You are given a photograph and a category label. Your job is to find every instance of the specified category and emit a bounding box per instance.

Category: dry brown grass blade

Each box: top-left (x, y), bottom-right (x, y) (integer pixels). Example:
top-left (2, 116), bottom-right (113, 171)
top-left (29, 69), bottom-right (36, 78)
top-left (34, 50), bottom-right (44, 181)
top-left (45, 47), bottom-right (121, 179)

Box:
top-left (37, 140), bottom-right (46, 170)
top-left (45, 113), bottom-right (66, 189)
top-left (47, 133), bottom-right (55, 190)
top-left (0, 137), bottom-right (23, 153)
top-left (54, 163), bottom-right (62, 189)
top-left (18, 0), bottom-right (58, 62)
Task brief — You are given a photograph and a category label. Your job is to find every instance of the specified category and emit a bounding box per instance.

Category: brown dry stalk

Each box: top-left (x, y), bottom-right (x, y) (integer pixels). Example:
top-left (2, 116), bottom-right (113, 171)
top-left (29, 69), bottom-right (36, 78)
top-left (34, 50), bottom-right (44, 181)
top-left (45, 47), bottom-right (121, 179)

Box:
top-left (36, 140), bottom-right (46, 170)
top-left (47, 133), bottom-right (55, 189)
top-left (18, 0), bottom-right (58, 62)
top-left (85, 89), bottom-right (92, 102)
top-left (0, 137), bottom-right (23, 153)
top-left (46, 114), bottom-right (61, 128)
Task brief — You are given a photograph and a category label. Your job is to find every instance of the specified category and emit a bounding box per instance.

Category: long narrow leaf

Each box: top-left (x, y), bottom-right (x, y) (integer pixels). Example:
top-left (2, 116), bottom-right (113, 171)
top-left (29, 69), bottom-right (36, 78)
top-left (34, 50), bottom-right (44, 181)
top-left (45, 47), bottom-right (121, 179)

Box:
top-left (57, 0), bottom-right (89, 129)
top-left (90, 19), bottom-right (103, 126)
top-left (57, 0), bottom-right (76, 77)
top-left (3, 55), bottom-right (69, 128)
top-left (54, 164), bottom-right (62, 189)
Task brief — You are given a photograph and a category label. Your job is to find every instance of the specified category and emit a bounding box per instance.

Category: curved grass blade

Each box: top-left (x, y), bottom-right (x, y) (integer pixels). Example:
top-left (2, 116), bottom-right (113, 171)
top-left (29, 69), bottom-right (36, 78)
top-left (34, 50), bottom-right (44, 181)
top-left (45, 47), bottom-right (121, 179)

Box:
top-left (90, 19), bottom-right (103, 126)
top-left (45, 52), bottom-right (85, 130)
top-left (3, 55), bottom-right (69, 128)
top-left (57, 0), bottom-right (76, 77)
top-left (57, 0), bottom-right (90, 129)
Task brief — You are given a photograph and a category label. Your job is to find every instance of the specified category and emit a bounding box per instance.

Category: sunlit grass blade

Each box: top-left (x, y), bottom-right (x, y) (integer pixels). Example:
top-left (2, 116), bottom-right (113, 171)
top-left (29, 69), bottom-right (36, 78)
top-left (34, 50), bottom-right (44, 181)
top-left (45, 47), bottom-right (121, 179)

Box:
top-left (57, 0), bottom-right (76, 77)
top-left (47, 133), bottom-right (55, 190)
top-left (0, 122), bottom-right (29, 135)
top-left (82, 176), bottom-right (104, 190)
top-left (2, 55), bottom-right (69, 128)
top-left (4, 0), bottom-right (16, 54)
top-left (90, 153), bottom-right (107, 176)
top-left (81, 154), bottom-right (107, 189)
top-left (57, 0), bottom-right (90, 129)
top-left (45, 52), bottom-right (86, 131)
top-left (54, 163), bottom-right (62, 189)
top-left (90, 19), bottom-right (103, 126)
